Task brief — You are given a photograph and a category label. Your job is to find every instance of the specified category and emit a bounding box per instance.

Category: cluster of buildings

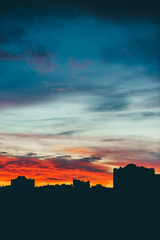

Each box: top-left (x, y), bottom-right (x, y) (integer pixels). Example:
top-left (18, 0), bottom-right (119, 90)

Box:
top-left (11, 176), bottom-right (35, 191)
top-left (7, 164), bottom-right (160, 193)
top-left (113, 164), bottom-right (160, 192)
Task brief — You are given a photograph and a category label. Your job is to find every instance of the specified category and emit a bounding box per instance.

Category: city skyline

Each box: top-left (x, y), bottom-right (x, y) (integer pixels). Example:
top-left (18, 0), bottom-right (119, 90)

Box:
top-left (0, 163), bottom-right (159, 194)
top-left (0, 162), bottom-right (159, 188)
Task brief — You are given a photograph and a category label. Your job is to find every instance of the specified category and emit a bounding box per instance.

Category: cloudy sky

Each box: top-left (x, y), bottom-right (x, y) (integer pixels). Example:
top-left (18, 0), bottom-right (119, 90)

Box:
top-left (0, 0), bottom-right (160, 186)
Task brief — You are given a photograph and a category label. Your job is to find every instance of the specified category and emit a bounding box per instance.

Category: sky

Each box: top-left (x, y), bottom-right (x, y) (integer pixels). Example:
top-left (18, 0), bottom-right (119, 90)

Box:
top-left (0, 0), bottom-right (160, 186)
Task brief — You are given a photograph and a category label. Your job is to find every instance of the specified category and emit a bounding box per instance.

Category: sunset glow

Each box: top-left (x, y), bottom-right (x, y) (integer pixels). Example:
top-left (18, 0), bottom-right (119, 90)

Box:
top-left (0, 0), bottom-right (159, 187)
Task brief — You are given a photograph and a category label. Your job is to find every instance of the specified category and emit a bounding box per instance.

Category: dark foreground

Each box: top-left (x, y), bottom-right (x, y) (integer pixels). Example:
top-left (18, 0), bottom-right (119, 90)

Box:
top-left (0, 187), bottom-right (159, 239)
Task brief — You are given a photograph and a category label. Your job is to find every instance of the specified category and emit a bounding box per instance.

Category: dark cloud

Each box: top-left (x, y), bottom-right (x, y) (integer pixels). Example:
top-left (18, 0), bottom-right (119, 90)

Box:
top-left (0, 46), bottom-right (58, 108)
top-left (0, 1), bottom-right (159, 110)
top-left (26, 153), bottom-right (37, 157)
top-left (0, 24), bottom-right (24, 44)
top-left (126, 87), bottom-right (160, 97)
top-left (57, 130), bottom-right (79, 136)
top-left (116, 111), bottom-right (160, 121)
top-left (0, 83), bottom-right (51, 108)
top-left (91, 93), bottom-right (129, 112)
top-left (77, 156), bottom-right (101, 163)
top-left (47, 177), bottom-right (67, 181)
top-left (28, 44), bottom-right (56, 60)
top-left (26, 45), bottom-right (57, 73)
top-left (141, 112), bottom-right (160, 117)
top-left (56, 155), bottom-right (71, 160)
top-left (47, 156), bottom-right (105, 173)
top-left (0, 154), bottom-right (107, 174)
top-left (0, 0), bottom-right (160, 22)
top-left (101, 139), bottom-right (124, 142)
top-left (143, 96), bottom-right (160, 109)
top-left (0, 50), bottom-right (21, 61)
top-left (0, 45), bottom-right (57, 71)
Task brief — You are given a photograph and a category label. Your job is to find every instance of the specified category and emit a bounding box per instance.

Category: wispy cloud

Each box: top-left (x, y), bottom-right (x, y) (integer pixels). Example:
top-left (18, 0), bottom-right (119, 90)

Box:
top-left (0, 45), bottom-right (57, 73)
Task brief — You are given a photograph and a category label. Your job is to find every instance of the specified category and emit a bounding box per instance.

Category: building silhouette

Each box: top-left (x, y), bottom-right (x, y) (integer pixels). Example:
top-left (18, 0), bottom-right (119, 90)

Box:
top-left (73, 179), bottom-right (90, 191)
top-left (6, 164), bottom-right (160, 195)
top-left (11, 176), bottom-right (35, 191)
top-left (0, 165), bottom-right (159, 240)
top-left (113, 164), bottom-right (159, 192)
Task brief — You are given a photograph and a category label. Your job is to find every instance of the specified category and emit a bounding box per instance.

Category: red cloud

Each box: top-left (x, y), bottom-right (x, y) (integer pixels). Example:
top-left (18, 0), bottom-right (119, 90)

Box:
top-left (0, 145), bottom-right (159, 187)
top-left (0, 155), bottom-right (111, 187)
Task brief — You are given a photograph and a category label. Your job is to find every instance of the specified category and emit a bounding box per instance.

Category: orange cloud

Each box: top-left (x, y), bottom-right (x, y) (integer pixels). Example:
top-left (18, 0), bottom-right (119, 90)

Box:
top-left (64, 147), bottom-right (96, 155)
top-left (0, 146), bottom-right (159, 187)
top-left (0, 155), bottom-right (112, 187)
